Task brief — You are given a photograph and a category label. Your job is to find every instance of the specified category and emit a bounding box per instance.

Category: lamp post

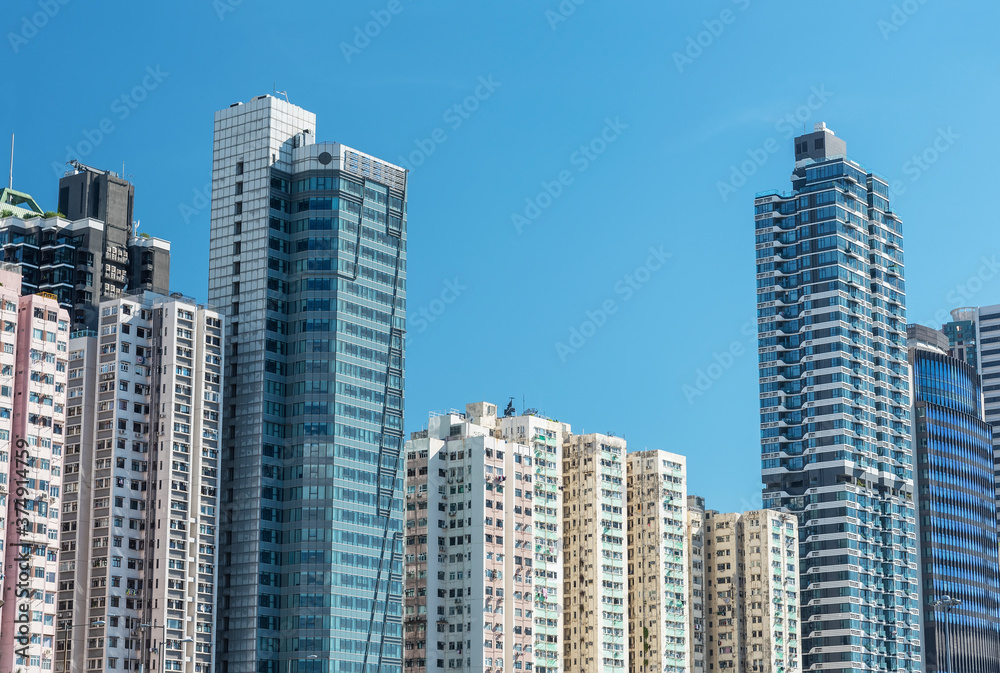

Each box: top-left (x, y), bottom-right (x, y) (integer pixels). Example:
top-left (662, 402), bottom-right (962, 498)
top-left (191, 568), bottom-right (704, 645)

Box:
top-left (141, 622), bottom-right (194, 673)
top-left (140, 622), bottom-right (166, 673)
top-left (286, 654), bottom-right (319, 673)
top-left (931, 596), bottom-right (961, 673)
top-left (178, 638), bottom-right (194, 669)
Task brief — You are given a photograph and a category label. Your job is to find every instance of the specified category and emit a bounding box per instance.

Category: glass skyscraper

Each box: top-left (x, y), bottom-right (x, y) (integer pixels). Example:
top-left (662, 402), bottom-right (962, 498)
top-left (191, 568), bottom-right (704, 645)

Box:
top-left (907, 324), bottom-right (1000, 673)
top-left (941, 304), bottom-right (1000, 526)
top-left (756, 123), bottom-right (920, 672)
top-left (209, 95), bottom-right (406, 673)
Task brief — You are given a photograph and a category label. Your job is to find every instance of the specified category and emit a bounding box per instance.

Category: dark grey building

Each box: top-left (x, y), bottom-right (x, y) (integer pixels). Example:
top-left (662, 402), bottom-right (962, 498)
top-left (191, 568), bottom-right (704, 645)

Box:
top-left (57, 159), bottom-right (135, 231)
top-left (0, 162), bottom-right (170, 329)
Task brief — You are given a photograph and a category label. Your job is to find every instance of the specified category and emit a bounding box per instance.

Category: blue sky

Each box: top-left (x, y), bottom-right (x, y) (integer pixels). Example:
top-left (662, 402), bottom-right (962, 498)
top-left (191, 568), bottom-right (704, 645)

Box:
top-left (5, 1), bottom-right (998, 513)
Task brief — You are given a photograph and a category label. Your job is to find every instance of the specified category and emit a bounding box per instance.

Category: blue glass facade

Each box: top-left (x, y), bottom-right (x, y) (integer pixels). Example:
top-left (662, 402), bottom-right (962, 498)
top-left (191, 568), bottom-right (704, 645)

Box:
top-left (756, 124), bottom-right (920, 672)
top-left (941, 305), bottom-right (1000, 533)
top-left (911, 345), bottom-right (1000, 672)
top-left (210, 97), bottom-right (405, 673)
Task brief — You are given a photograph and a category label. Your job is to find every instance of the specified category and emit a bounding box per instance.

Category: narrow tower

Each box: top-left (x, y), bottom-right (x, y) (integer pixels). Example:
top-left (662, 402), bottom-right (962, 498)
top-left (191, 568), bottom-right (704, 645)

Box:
top-left (755, 124), bottom-right (920, 672)
top-left (209, 95), bottom-right (407, 673)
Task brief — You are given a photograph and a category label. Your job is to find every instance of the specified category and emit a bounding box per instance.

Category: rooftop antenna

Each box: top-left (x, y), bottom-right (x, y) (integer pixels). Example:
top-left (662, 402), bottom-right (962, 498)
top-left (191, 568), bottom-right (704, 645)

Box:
top-left (273, 83), bottom-right (289, 103)
top-left (8, 133), bottom-right (12, 189)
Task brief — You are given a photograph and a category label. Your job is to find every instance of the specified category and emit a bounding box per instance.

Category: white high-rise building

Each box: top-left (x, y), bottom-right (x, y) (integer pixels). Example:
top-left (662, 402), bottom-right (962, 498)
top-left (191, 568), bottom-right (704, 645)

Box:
top-left (402, 403), bottom-right (568, 673)
top-left (55, 291), bottom-right (223, 673)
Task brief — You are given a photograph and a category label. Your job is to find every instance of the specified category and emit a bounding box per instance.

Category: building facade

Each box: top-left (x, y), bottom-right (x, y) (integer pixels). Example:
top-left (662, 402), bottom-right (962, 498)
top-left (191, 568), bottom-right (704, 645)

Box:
top-left (562, 433), bottom-right (628, 673)
top-left (908, 324), bottom-right (1000, 673)
top-left (755, 123), bottom-right (920, 671)
top-left (55, 291), bottom-right (222, 673)
top-left (402, 403), bottom-right (569, 673)
top-left (0, 266), bottom-right (70, 673)
top-left (626, 451), bottom-right (688, 673)
top-left (940, 308), bottom-right (978, 370)
top-left (685, 496), bottom-right (706, 673)
top-left (57, 161), bottom-right (134, 231)
top-left (700, 509), bottom-right (800, 672)
top-left (209, 95), bottom-right (407, 673)
top-left (941, 304), bottom-right (1000, 521)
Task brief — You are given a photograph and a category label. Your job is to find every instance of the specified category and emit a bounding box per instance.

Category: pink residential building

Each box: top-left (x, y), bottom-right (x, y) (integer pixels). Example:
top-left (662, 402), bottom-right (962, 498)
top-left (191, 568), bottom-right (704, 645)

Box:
top-left (0, 265), bottom-right (70, 673)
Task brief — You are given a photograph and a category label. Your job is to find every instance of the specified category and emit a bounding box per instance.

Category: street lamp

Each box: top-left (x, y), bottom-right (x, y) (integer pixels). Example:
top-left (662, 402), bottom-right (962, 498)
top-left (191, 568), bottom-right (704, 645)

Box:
top-left (140, 622), bottom-right (168, 673)
top-left (142, 626), bottom-right (196, 673)
top-left (931, 595), bottom-right (961, 673)
top-left (286, 654), bottom-right (319, 673)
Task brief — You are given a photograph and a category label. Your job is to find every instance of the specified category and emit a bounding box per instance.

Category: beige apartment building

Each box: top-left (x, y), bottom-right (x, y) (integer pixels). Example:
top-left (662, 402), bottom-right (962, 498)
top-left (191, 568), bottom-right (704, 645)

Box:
top-left (626, 451), bottom-right (689, 673)
top-left (562, 434), bottom-right (628, 673)
top-left (699, 507), bottom-right (800, 672)
top-left (686, 496), bottom-right (706, 673)
top-left (402, 402), bottom-right (799, 673)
